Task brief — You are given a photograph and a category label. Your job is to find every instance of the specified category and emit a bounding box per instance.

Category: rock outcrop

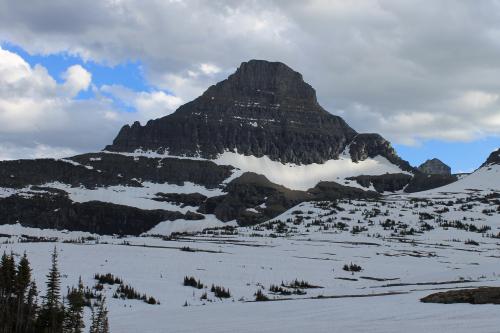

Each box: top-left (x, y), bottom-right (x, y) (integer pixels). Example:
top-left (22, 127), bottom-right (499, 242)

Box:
top-left (0, 192), bottom-right (203, 236)
top-left (421, 287), bottom-right (500, 304)
top-left (418, 158), bottom-right (451, 176)
top-left (481, 148), bottom-right (500, 167)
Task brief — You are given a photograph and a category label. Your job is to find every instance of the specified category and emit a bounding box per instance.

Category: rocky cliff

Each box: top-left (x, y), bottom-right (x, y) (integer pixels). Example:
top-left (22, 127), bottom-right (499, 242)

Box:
top-left (106, 60), bottom-right (404, 166)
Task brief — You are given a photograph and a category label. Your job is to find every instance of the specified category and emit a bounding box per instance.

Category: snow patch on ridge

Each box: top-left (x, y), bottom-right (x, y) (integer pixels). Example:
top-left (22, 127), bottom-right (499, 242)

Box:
top-left (42, 181), bottom-right (224, 211)
top-left (213, 151), bottom-right (409, 190)
top-left (105, 150), bottom-right (410, 191)
top-left (143, 215), bottom-right (235, 236)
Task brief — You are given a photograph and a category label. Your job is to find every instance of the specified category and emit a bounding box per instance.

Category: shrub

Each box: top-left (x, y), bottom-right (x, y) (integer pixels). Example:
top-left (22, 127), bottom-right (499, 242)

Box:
top-left (254, 289), bottom-right (269, 301)
top-left (343, 263), bottom-right (363, 272)
top-left (94, 273), bottom-right (123, 285)
top-left (269, 284), bottom-right (291, 295)
top-left (183, 276), bottom-right (204, 289)
top-left (210, 284), bottom-right (231, 298)
top-left (281, 279), bottom-right (321, 289)
top-left (465, 239), bottom-right (479, 246)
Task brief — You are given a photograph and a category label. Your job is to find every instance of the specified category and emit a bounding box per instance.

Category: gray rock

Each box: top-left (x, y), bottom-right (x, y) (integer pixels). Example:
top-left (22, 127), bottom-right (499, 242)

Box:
top-left (421, 287), bottom-right (500, 304)
top-left (418, 158), bottom-right (451, 175)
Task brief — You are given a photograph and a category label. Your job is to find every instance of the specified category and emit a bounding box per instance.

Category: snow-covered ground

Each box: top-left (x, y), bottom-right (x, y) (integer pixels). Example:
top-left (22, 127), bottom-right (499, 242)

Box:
top-left (1, 181), bottom-right (499, 332)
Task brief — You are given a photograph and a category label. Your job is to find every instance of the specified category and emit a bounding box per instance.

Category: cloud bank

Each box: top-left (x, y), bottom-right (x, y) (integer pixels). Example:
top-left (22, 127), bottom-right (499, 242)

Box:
top-left (0, 0), bottom-right (499, 159)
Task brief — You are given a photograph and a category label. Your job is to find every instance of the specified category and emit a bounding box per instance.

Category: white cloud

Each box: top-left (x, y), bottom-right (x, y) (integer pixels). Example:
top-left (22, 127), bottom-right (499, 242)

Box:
top-left (100, 84), bottom-right (183, 121)
top-left (460, 90), bottom-right (499, 109)
top-left (0, 46), bottom-right (183, 159)
top-left (0, 0), bottom-right (499, 156)
top-left (199, 63), bottom-right (220, 76)
top-left (0, 142), bottom-right (78, 160)
top-left (62, 64), bottom-right (92, 97)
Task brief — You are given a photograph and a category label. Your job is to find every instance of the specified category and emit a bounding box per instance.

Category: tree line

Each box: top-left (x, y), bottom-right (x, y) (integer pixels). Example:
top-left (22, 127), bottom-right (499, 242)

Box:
top-left (0, 247), bottom-right (109, 333)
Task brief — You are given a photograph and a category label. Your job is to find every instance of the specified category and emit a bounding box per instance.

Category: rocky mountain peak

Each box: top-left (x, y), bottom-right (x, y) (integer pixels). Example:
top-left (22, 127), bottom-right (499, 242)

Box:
top-left (481, 148), bottom-right (500, 167)
top-left (418, 158), bottom-right (451, 176)
top-left (105, 59), bottom-right (412, 167)
top-left (200, 60), bottom-right (321, 112)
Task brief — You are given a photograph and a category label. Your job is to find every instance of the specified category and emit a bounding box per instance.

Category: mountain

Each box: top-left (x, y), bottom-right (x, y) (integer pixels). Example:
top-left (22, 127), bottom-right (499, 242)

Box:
top-left (106, 60), bottom-right (410, 168)
top-left (0, 60), bottom-right (460, 235)
top-left (418, 158), bottom-right (451, 175)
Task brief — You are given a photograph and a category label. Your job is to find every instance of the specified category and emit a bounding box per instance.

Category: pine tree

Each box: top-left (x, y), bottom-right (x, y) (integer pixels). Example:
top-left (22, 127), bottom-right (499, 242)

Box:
top-left (62, 277), bottom-right (85, 333)
top-left (37, 246), bottom-right (65, 333)
top-left (15, 253), bottom-right (33, 332)
top-left (89, 297), bottom-right (109, 333)
top-left (25, 280), bottom-right (39, 333)
top-left (0, 252), bottom-right (16, 332)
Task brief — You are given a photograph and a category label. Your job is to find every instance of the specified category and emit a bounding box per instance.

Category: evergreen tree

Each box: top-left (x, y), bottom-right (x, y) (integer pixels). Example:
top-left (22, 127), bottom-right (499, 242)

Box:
top-left (37, 247), bottom-right (65, 333)
top-left (25, 280), bottom-right (39, 333)
top-left (15, 253), bottom-right (33, 332)
top-left (89, 297), bottom-right (109, 333)
top-left (0, 252), bottom-right (16, 332)
top-left (62, 277), bottom-right (85, 333)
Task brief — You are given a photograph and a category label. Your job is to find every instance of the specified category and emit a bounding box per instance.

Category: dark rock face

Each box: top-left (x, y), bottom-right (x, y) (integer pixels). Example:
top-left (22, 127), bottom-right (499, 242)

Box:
top-left (0, 152), bottom-right (233, 189)
top-left (421, 287), bottom-right (500, 304)
top-left (106, 60), bottom-right (405, 165)
top-left (418, 158), bottom-right (451, 176)
top-left (347, 174), bottom-right (413, 193)
top-left (404, 173), bottom-right (458, 193)
top-left (153, 193), bottom-right (208, 207)
top-left (349, 134), bottom-right (413, 172)
top-left (199, 172), bottom-right (310, 226)
top-left (0, 192), bottom-right (203, 236)
top-left (481, 149), bottom-right (500, 167)
top-left (198, 172), bottom-right (378, 226)
top-left (348, 171), bottom-right (458, 193)
top-left (307, 182), bottom-right (379, 201)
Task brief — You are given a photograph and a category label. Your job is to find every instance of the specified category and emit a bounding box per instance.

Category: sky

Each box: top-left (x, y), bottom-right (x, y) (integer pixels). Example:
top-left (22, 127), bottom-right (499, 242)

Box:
top-left (0, 0), bottom-right (499, 172)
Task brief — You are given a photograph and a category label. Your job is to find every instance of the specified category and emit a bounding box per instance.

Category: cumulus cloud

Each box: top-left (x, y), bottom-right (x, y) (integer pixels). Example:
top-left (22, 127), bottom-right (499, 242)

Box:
top-left (0, 46), bottom-right (180, 158)
top-left (0, 0), bottom-right (499, 158)
top-left (62, 64), bottom-right (92, 97)
top-left (100, 84), bottom-right (183, 121)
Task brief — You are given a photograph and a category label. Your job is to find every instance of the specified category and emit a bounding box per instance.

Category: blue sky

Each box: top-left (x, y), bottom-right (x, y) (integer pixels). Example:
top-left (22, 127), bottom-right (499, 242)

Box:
top-left (0, 1), bottom-right (499, 171)
top-left (1, 42), bottom-right (149, 99)
top-left (395, 139), bottom-right (499, 173)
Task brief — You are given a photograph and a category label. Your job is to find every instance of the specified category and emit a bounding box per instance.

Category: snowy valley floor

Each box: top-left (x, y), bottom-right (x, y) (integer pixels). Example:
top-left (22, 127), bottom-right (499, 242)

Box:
top-left (1, 191), bottom-right (499, 332)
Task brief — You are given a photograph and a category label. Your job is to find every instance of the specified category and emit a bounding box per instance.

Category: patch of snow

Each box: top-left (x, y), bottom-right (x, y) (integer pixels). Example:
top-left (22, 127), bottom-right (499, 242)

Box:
top-left (0, 223), bottom-right (97, 239)
top-left (143, 215), bottom-right (235, 236)
top-left (104, 150), bottom-right (409, 190)
top-left (0, 187), bottom-right (19, 198)
top-left (43, 181), bottom-right (224, 211)
top-left (213, 151), bottom-right (409, 190)
top-left (59, 158), bottom-right (94, 170)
